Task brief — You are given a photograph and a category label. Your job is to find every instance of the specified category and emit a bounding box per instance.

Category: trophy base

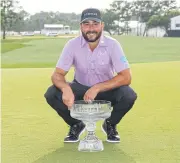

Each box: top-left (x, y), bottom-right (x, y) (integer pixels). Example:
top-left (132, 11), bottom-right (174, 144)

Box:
top-left (78, 139), bottom-right (104, 152)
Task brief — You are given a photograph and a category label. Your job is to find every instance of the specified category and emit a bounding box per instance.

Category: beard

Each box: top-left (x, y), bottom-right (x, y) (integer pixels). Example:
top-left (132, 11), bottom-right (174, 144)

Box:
top-left (82, 31), bottom-right (102, 42)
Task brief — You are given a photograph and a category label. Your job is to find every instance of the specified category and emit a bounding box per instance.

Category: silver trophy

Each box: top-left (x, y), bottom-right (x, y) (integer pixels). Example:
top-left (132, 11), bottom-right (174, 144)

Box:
top-left (70, 100), bottom-right (112, 152)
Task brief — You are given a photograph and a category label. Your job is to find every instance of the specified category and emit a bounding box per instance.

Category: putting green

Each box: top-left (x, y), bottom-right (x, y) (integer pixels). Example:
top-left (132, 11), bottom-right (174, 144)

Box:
top-left (2, 61), bottom-right (180, 163)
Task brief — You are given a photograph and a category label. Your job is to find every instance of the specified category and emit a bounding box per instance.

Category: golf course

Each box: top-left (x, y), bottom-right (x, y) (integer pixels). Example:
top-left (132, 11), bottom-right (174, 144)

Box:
top-left (1, 35), bottom-right (180, 163)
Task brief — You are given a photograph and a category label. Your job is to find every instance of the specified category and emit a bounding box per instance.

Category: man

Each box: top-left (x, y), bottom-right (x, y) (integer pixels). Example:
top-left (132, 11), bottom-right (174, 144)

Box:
top-left (44, 8), bottom-right (137, 143)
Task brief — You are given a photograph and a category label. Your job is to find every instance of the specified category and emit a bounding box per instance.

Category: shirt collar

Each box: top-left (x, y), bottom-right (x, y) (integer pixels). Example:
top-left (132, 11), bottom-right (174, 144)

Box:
top-left (80, 32), bottom-right (108, 47)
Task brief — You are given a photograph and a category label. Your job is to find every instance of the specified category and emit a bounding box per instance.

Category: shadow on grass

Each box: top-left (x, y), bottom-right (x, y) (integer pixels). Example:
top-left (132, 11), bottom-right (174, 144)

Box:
top-left (33, 142), bottom-right (136, 163)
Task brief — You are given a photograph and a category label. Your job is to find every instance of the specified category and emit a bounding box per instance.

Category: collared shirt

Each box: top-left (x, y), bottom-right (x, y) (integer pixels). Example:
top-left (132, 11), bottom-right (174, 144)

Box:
top-left (56, 34), bottom-right (130, 87)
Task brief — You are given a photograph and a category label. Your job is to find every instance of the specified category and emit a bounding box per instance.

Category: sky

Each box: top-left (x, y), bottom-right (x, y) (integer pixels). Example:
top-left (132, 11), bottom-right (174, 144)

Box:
top-left (18, 0), bottom-right (180, 15)
top-left (18, 0), bottom-right (114, 14)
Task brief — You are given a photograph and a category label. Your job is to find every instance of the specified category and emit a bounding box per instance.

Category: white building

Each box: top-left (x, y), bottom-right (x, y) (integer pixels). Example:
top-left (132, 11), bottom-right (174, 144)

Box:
top-left (168, 15), bottom-right (180, 37)
top-left (41, 24), bottom-right (71, 36)
top-left (170, 15), bottom-right (180, 30)
top-left (20, 31), bottom-right (34, 36)
top-left (114, 20), bottom-right (165, 37)
top-left (1, 31), bottom-right (20, 36)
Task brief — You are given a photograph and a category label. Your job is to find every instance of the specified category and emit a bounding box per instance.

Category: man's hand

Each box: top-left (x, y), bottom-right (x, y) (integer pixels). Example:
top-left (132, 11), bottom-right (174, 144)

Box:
top-left (62, 87), bottom-right (74, 108)
top-left (84, 86), bottom-right (100, 102)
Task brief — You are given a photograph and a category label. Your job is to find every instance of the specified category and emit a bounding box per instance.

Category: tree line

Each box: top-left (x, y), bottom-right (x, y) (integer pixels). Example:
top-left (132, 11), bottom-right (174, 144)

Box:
top-left (1, 0), bottom-right (180, 39)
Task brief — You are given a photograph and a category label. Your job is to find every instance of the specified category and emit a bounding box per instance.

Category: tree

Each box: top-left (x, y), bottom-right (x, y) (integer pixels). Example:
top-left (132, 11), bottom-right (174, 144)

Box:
top-left (147, 15), bottom-right (169, 30)
top-left (147, 10), bottom-right (180, 34)
top-left (9, 9), bottom-right (29, 32)
top-left (164, 9), bottom-right (180, 18)
top-left (101, 9), bottom-right (118, 35)
top-left (20, 11), bottom-right (80, 31)
top-left (110, 0), bottom-right (134, 35)
top-left (131, 0), bottom-right (159, 36)
top-left (1, 0), bottom-right (22, 39)
top-left (130, 0), bottom-right (179, 36)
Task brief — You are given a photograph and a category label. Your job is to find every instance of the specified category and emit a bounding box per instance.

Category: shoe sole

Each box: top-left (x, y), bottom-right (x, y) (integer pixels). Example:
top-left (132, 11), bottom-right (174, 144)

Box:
top-left (64, 126), bottom-right (86, 143)
top-left (101, 125), bottom-right (120, 143)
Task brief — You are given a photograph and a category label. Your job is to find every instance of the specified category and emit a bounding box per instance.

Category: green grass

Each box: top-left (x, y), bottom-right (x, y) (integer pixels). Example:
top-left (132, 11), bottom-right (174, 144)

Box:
top-left (1, 36), bottom-right (180, 68)
top-left (1, 41), bottom-right (29, 53)
top-left (2, 62), bottom-right (180, 163)
top-left (114, 36), bottom-right (180, 63)
top-left (1, 36), bottom-right (74, 53)
top-left (1, 38), bottom-right (46, 53)
top-left (1, 38), bottom-right (71, 68)
top-left (1, 36), bottom-right (180, 163)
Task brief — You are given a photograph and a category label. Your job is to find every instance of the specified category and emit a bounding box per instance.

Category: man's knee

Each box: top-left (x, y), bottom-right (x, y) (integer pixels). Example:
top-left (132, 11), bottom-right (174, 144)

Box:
top-left (44, 85), bottom-right (62, 103)
top-left (116, 86), bottom-right (137, 104)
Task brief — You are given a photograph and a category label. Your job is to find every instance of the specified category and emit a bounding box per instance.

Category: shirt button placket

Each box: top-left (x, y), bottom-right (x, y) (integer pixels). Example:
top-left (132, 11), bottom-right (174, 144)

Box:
top-left (88, 50), bottom-right (95, 86)
top-left (87, 50), bottom-right (92, 85)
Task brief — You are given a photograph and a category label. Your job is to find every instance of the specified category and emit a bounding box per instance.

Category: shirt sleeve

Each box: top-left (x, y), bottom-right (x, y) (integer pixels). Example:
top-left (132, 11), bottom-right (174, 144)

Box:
top-left (56, 40), bottom-right (74, 71)
top-left (110, 40), bottom-right (130, 73)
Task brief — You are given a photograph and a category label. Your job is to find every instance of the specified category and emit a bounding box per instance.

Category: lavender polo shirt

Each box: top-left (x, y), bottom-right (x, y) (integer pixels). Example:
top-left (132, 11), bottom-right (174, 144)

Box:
top-left (56, 35), bottom-right (129, 87)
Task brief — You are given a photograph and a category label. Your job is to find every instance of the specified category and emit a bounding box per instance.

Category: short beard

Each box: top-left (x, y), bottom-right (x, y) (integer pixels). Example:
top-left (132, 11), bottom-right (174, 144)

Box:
top-left (82, 31), bottom-right (102, 42)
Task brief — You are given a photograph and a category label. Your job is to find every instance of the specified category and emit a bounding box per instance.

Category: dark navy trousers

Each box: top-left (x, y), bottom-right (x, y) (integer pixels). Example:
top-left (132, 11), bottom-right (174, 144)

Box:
top-left (44, 80), bottom-right (137, 126)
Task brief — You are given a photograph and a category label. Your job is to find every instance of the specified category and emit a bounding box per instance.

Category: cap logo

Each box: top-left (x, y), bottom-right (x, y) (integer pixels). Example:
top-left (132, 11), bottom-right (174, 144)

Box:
top-left (84, 13), bottom-right (97, 16)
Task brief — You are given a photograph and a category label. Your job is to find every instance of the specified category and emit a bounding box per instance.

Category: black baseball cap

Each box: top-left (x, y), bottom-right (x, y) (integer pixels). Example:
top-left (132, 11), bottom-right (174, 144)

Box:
top-left (80, 8), bottom-right (102, 23)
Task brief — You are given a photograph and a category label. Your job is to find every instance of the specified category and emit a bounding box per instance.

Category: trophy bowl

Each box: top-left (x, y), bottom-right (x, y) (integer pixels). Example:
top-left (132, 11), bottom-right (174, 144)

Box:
top-left (70, 100), bottom-right (112, 152)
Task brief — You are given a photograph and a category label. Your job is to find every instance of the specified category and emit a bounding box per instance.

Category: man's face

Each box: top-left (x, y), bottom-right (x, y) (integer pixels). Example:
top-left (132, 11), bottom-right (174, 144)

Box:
top-left (80, 20), bottom-right (104, 42)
